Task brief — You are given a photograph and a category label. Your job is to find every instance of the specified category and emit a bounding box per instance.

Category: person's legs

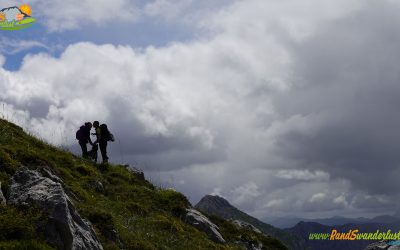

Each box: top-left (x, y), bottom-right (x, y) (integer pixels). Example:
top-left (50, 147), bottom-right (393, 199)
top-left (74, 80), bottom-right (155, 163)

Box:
top-left (79, 141), bottom-right (88, 158)
top-left (92, 144), bottom-right (98, 163)
top-left (99, 141), bottom-right (108, 163)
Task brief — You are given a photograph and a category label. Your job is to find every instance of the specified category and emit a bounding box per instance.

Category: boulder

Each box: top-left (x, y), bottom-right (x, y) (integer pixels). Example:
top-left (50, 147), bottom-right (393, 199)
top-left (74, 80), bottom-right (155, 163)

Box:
top-left (0, 182), bottom-right (6, 205)
top-left (365, 240), bottom-right (400, 250)
top-left (184, 208), bottom-right (225, 243)
top-left (8, 168), bottom-right (103, 250)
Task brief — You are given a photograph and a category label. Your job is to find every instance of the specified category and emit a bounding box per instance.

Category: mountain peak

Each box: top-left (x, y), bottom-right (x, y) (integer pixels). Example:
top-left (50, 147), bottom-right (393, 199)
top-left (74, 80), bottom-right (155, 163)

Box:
top-left (196, 194), bottom-right (233, 210)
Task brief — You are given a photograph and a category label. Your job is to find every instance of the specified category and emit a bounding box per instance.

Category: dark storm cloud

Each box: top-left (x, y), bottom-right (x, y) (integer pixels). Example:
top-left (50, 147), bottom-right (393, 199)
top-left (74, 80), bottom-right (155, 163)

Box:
top-left (271, 0), bottom-right (400, 196)
top-left (103, 96), bottom-right (228, 170)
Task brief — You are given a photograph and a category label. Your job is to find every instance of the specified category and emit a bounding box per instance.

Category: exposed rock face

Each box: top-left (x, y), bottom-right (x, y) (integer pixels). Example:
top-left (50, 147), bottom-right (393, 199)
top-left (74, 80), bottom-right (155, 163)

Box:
top-left (124, 164), bottom-right (145, 181)
top-left (8, 168), bottom-right (103, 250)
top-left (232, 219), bottom-right (262, 234)
top-left (231, 220), bottom-right (263, 250)
top-left (184, 208), bottom-right (225, 244)
top-left (0, 182), bottom-right (6, 205)
top-left (365, 240), bottom-right (400, 250)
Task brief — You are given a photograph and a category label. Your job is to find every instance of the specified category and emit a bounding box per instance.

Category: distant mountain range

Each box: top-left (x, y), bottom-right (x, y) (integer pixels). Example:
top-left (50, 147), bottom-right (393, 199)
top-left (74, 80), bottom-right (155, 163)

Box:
top-left (195, 195), bottom-right (400, 250)
top-left (195, 195), bottom-right (308, 250)
top-left (264, 214), bottom-right (400, 229)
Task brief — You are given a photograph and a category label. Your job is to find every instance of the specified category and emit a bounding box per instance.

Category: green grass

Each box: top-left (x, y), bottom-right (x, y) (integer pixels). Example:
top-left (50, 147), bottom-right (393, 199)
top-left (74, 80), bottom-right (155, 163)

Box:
top-left (0, 118), bottom-right (286, 249)
top-left (0, 205), bottom-right (51, 249)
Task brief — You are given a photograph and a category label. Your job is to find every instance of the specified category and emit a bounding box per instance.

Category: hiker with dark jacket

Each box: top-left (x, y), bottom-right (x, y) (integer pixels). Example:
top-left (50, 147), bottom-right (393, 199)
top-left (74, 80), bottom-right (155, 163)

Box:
top-left (93, 121), bottom-right (110, 164)
top-left (76, 122), bottom-right (93, 158)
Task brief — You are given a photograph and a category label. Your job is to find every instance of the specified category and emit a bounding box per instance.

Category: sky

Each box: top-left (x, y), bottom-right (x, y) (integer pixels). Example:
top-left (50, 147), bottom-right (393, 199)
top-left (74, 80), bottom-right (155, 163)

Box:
top-left (1, 0), bottom-right (400, 220)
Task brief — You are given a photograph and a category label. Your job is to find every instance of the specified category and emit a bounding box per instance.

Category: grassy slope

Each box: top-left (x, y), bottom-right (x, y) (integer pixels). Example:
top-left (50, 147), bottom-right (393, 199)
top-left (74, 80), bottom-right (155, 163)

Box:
top-left (0, 119), bottom-right (287, 250)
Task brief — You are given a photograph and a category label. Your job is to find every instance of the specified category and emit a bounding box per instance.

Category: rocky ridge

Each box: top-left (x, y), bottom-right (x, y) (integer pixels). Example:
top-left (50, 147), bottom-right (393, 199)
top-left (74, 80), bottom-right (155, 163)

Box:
top-left (7, 168), bottom-right (103, 250)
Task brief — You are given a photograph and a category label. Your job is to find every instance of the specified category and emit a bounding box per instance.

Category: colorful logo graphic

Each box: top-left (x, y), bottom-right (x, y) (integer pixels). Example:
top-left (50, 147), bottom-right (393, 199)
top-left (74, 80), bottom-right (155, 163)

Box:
top-left (0, 4), bottom-right (35, 30)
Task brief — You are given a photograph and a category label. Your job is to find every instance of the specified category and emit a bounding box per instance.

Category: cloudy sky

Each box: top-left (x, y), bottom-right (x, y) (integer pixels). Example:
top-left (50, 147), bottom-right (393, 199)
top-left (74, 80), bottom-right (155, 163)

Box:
top-left (1, 0), bottom-right (400, 220)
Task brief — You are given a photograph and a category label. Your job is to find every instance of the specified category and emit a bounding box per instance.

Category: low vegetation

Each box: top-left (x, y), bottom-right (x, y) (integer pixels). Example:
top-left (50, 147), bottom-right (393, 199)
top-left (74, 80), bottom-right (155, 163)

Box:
top-left (0, 118), bottom-right (286, 249)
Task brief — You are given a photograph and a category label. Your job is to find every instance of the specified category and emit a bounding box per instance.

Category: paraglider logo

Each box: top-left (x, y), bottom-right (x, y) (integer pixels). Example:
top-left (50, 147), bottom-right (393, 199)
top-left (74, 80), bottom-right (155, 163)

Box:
top-left (0, 4), bottom-right (35, 30)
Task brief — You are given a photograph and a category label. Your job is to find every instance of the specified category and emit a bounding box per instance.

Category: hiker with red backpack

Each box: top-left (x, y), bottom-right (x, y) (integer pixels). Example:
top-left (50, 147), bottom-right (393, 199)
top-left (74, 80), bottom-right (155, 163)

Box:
top-left (76, 122), bottom-right (93, 158)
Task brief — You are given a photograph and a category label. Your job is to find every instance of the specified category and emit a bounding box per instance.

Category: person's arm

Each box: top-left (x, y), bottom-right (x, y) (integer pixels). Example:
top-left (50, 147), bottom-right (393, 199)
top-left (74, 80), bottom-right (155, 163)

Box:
top-left (86, 128), bottom-right (93, 145)
top-left (88, 136), bottom-right (93, 145)
top-left (93, 128), bottom-right (101, 144)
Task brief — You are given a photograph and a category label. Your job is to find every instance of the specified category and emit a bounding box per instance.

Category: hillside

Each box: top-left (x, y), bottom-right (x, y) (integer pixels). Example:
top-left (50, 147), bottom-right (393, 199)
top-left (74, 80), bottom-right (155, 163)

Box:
top-left (0, 118), bottom-right (287, 250)
top-left (195, 195), bottom-right (307, 250)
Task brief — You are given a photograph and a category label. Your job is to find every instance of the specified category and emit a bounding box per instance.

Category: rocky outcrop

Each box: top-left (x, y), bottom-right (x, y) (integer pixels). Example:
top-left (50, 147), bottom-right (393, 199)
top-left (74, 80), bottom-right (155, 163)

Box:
top-left (124, 164), bottom-right (145, 181)
top-left (8, 168), bottom-right (103, 250)
top-left (0, 182), bottom-right (6, 205)
top-left (232, 219), bottom-right (262, 234)
top-left (231, 220), bottom-right (263, 250)
top-left (184, 208), bottom-right (225, 244)
top-left (365, 240), bottom-right (400, 250)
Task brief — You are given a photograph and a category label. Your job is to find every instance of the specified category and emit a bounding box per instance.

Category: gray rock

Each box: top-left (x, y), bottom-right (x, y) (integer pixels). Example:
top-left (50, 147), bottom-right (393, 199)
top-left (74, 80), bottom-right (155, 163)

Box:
top-left (9, 168), bottom-right (103, 250)
top-left (232, 219), bottom-right (262, 234)
top-left (231, 220), bottom-right (263, 250)
top-left (365, 240), bottom-right (400, 250)
top-left (88, 180), bottom-right (104, 193)
top-left (40, 167), bottom-right (64, 185)
top-left (0, 182), bottom-right (6, 205)
top-left (39, 167), bottom-right (81, 202)
top-left (124, 164), bottom-right (145, 181)
top-left (184, 208), bottom-right (225, 243)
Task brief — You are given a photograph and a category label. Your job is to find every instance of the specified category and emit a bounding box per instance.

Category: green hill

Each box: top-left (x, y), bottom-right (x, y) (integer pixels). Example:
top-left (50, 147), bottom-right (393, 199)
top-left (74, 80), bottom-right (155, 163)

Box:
top-left (0, 118), bottom-right (288, 250)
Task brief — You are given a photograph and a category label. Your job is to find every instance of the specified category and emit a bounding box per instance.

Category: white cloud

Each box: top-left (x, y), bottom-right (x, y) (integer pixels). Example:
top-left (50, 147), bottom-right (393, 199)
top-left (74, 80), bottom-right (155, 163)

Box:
top-left (144, 0), bottom-right (193, 21)
top-left (334, 194), bottom-right (348, 207)
top-left (29, 0), bottom-right (138, 31)
top-left (0, 38), bottom-right (48, 55)
top-left (231, 182), bottom-right (261, 206)
top-left (309, 193), bottom-right (326, 203)
top-left (22, 0), bottom-right (230, 32)
top-left (264, 199), bottom-right (284, 209)
top-left (276, 169), bottom-right (330, 181)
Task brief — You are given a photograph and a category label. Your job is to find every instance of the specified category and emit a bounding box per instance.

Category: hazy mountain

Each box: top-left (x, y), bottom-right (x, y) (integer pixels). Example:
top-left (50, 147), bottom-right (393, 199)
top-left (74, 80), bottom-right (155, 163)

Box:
top-left (265, 214), bottom-right (400, 229)
top-left (264, 216), bottom-right (371, 229)
top-left (195, 195), bottom-right (308, 250)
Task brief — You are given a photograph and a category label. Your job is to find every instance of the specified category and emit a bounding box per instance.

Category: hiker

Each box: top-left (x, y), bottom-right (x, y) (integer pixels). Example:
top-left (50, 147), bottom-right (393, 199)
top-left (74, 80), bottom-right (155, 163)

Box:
top-left (76, 122), bottom-right (93, 158)
top-left (93, 121), bottom-right (113, 164)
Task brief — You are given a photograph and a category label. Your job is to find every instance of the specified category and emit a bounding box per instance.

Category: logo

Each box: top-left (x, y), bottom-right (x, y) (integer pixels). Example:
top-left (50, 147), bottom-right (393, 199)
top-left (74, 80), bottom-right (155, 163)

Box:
top-left (388, 240), bottom-right (400, 246)
top-left (0, 4), bottom-right (35, 30)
